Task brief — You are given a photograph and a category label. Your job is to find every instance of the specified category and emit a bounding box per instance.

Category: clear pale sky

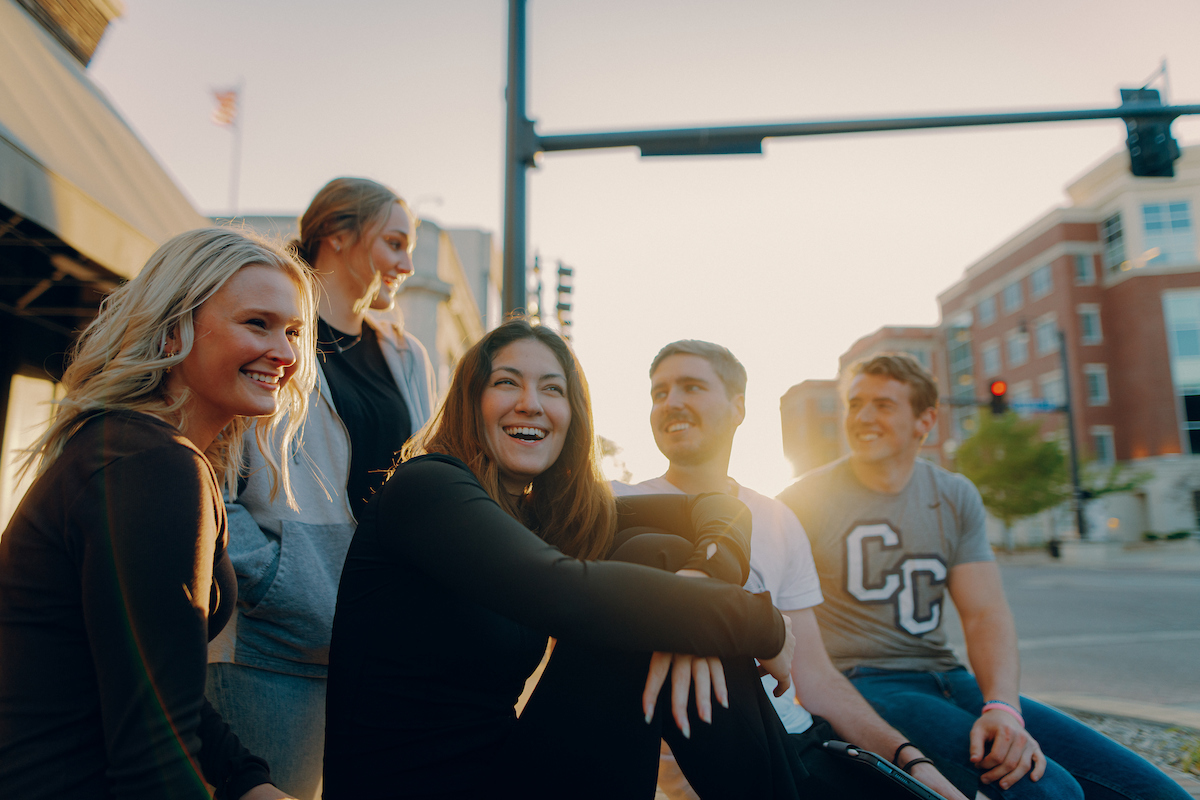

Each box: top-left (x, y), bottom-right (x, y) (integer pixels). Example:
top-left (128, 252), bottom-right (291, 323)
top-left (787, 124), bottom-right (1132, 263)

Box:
top-left (87, 0), bottom-right (1200, 494)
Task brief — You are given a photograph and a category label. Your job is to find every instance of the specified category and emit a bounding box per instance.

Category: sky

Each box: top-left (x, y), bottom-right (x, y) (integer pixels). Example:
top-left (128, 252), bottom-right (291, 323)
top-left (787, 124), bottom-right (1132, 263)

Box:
top-left (86, 0), bottom-right (1200, 494)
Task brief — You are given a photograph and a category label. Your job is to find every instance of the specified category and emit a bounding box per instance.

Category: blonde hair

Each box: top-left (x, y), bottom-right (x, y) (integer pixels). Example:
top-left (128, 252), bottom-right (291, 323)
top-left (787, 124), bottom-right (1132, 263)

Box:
top-left (403, 319), bottom-right (617, 560)
top-left (28, 228), bottom-right (318, 506)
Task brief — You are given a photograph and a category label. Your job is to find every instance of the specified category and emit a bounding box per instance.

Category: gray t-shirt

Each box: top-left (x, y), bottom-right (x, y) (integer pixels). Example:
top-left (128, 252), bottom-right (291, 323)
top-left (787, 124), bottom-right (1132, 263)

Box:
top-left (777, 457), bottom-right (993, 672)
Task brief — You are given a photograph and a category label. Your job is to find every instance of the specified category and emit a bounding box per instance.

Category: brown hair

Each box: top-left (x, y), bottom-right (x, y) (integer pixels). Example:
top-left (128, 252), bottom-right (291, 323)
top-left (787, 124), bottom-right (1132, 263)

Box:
top-left (844, 353), bottom-right (939, 415)
top-left (650, 339), bottom-right (747, 397)
top-left (292, 177), bottom-right (411, 267)
top-left (403, 318), bottom-right (616, 560)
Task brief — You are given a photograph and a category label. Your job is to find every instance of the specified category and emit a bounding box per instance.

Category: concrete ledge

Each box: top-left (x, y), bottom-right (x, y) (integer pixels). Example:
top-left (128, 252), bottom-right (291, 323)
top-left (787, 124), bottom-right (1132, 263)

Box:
top-left (1030, 692), bottom-right (1200, 731)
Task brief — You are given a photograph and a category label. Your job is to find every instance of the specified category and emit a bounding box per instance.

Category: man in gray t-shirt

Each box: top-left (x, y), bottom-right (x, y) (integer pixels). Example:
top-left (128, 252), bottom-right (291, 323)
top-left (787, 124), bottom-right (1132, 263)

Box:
top-left (778, 353), bottom-right (1188, 800)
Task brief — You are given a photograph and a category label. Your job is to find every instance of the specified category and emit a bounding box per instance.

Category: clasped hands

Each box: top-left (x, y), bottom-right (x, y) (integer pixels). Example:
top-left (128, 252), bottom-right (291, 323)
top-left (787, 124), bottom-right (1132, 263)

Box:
top-left (641, 569), bottom-right (796, 738)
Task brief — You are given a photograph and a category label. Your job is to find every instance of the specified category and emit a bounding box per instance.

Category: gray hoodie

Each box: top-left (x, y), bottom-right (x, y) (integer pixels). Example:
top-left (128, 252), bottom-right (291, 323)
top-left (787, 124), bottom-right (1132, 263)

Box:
top-left (208, 317), bottom-right (435, 677)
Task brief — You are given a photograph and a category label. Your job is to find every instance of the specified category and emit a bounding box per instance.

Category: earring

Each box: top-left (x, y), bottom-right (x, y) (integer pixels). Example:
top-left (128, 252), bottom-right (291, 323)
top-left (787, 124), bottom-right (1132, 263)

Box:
top-left (333, 241), bottom-right (341, 253)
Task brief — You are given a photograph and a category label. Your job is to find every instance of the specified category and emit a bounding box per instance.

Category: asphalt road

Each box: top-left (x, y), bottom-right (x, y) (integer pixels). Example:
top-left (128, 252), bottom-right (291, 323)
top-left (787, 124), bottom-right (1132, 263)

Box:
top-left (942, 563), bottom-right (1200, 712)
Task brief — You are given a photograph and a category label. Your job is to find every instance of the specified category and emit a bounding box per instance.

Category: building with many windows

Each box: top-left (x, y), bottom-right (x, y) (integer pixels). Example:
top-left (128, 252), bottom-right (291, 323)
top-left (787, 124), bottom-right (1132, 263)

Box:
top-left (781, 144), bottom-right (1200, 543)
top-left (938, 145), bottom-right (1200, 540)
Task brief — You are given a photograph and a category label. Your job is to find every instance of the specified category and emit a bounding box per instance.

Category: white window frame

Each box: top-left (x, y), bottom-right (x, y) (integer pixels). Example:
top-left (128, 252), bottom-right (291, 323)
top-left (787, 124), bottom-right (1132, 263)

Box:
top-left (981, 340), bottom-right (1001, 377)
top-left (1006, 329), bottom-right (1029, 367)
top-left (1034, 314), bottom-right (1058, 357)
top-left (1074, 254), bottom-right (1096, 286)
top-left (1039, 370), bottom-right (1065, 407)
top-left (1003, 281), bottom-right (1023, 313)
top-left (1090, 425), bottom-right (1116, 464)
top-left (1084, 364), bottom-right (1110, 406)
top-left (977, 295), bottom-right (997, 327)
top-left (1078, 304), bottom-right (1103, 345)
top-left (1030, 265), bottom-right (1053, 300)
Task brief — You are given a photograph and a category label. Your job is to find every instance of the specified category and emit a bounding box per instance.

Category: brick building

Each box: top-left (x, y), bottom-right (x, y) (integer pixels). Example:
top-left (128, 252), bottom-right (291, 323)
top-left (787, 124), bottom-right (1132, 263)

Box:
top-left (780, 144), bottom-right (1200, 541)
top-left (938, 145), bottom-right (1200, 539)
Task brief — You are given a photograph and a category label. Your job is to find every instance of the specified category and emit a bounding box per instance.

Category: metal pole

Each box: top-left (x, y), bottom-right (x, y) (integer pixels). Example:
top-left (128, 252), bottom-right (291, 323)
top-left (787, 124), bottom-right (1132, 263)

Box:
top-left (1058, 329), bottom-right (1088, 543)
top-left (502, 0), bottom-right (529, 317)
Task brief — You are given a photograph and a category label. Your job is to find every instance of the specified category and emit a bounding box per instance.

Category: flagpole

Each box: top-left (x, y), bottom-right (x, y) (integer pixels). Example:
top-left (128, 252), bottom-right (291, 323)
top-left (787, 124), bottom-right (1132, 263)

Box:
top-left (229, 79), bottom-right (243, 214)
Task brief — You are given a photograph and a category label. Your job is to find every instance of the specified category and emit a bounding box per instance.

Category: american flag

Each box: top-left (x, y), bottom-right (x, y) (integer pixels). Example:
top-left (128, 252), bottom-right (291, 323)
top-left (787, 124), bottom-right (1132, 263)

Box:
top-left (211, 88), bottom-right (238, 127)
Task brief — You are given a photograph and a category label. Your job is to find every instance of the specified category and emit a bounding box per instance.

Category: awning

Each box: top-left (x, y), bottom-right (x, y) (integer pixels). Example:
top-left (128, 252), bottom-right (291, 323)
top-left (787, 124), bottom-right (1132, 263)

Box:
top-left (0, 0), bottom-right (206, 280)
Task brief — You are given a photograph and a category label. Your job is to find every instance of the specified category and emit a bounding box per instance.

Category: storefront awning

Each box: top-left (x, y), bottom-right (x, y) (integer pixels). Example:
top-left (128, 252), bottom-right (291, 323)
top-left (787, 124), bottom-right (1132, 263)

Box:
top-left (0, 0), bottom-right (206, 280)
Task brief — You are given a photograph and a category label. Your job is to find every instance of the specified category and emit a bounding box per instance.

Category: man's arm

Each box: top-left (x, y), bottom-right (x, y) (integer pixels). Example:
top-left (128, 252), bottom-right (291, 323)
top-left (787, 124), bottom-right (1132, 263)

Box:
top-left (785, 609), bottom-right (968, 800)
top-left (947, 561), bottom-right (1046, 791)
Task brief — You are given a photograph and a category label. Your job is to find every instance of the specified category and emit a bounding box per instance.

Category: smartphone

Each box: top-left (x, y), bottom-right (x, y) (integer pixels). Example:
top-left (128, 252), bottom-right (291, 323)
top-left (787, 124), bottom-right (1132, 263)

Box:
top-left (821, 740), bottom-right (949, 800)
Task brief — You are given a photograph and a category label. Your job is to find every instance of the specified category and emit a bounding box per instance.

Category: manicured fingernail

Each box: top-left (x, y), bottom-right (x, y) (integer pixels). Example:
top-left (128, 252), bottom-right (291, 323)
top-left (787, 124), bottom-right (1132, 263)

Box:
top-left (682, 722), bottom-right (690, 739)
top-left (701, 709), bottom-right (711, 724)
top-left (720, 696), bottom-right (729, 709)
top-left (645, 709), bottom-right (653, 724)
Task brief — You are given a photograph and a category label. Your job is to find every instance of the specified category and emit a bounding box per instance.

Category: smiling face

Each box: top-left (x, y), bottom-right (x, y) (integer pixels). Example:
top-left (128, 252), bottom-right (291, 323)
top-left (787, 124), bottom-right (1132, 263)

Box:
top-left (649, 353), bottom-right (744, 467)
top-left (330, 202), bottom-right (415, 312)
top-left (480, 338), bottom-right (572, 493)
top-left (844, 372), bottom-right (936, 468)
top-left (166, 265), bottom-right (303, 445)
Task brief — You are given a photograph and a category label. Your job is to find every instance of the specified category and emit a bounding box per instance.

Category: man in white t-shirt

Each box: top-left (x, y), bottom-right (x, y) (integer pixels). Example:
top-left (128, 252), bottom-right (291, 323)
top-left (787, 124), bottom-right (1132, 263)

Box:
top-left (614, 340), bottom-right (965, 800)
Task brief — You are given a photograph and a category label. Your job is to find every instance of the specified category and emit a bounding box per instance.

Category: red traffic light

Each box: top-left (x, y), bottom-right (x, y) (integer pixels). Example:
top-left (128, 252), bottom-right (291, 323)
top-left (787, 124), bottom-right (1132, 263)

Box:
top-left (989, 380), bottom-right (1008, 397)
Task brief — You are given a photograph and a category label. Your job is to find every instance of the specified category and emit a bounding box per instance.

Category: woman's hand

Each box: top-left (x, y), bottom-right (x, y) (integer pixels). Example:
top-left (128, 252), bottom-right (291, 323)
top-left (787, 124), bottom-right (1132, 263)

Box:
top-left (756, 611), bottom-right (795, 696)
top-left (640, 568), bottom-right (729, 738)
top-left (641, 651), bottom-right (728, 739)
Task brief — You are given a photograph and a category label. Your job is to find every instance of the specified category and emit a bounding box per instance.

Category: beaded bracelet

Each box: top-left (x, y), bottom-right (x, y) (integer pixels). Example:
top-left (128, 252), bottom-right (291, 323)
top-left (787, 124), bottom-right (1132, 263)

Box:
top-left (982, 700), bottom-right (1025, 728)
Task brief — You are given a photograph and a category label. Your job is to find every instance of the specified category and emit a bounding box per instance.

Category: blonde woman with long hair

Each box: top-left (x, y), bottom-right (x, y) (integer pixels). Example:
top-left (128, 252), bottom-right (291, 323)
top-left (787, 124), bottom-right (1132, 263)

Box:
top-left (206, 178), bottom-right (436, 799)
top-left (0, 228), bottom-right (316, 800)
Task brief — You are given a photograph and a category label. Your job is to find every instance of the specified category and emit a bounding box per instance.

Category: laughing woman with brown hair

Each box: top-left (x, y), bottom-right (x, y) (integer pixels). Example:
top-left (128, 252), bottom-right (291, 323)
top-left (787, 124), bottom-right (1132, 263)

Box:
top-left (324, 319), bottom-right (804, 799)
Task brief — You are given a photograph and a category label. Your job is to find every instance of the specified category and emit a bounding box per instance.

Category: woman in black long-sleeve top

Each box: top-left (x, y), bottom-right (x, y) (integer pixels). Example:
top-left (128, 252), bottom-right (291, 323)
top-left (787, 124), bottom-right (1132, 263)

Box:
top-left (0, 229), bottom-right (317, 800)
top-left (324, 319), bottom-right (802, 799)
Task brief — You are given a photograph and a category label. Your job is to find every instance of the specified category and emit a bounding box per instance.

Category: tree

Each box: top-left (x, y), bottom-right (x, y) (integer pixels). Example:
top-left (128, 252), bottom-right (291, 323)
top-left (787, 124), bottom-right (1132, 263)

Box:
top-left (597, 435), bottom-right (632, 483)
top-left (956, 412), bottom-right (1070, 550)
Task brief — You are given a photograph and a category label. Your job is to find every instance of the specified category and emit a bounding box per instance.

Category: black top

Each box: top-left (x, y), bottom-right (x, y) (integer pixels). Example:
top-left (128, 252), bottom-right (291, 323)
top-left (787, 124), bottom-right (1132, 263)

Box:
top-left (317, 319), bottom-right (412, 518)
top-left (323, 453), bottom-right (784, 796)
top-left (0, 412), bottom-right (271, 800)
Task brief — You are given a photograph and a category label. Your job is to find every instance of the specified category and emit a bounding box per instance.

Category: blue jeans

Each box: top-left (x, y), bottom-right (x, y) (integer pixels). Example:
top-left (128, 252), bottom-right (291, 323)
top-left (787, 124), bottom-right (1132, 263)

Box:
top-left (846, 666), bottom-right (1189, 800)
top-left (206, 663), bottom-right (326, 800)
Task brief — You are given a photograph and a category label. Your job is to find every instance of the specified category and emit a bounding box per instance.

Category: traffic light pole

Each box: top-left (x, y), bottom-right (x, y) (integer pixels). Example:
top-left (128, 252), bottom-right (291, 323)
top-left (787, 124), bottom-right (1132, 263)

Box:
top-left (501, 1), bottom-right (1200, 316)
top-left (1058, 329), bottom-right (1088, 543)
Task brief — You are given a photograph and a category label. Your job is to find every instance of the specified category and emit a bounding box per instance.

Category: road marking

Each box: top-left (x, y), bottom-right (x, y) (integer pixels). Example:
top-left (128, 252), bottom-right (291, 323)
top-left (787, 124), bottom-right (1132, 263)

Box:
top-left (1017, 630), bottom-right (1200, 651)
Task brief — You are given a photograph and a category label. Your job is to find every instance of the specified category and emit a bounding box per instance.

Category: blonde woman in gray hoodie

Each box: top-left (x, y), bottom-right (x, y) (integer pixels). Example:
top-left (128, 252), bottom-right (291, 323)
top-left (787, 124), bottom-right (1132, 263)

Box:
top-left (206, 179), bottom-right (436, 800)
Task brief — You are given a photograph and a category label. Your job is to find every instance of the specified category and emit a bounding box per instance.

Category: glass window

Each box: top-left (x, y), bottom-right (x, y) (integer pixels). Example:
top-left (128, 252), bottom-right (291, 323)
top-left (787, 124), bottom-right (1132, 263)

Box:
top-left (981, 341), bottom-right (1001, 376)
top-left (1074, 254), bottom-right (1096, 286)
top-left (821, 421), bottom-right (837, 439)
top-left (1143, 201), bottom-right (1196, 266)
top-left (1030, 265), bottom-right (1053, 299)
top-left (1003, 281), bottom-right (1023, 313)
top-left (1078, 306), bottom-right (1102, 344)
top-left (1035, 318), bottom-right (1058, 356)
top-left (977, 296), bottom-right (996, 326)
top-left (1085, 364), bottom-right (1109, 406)
top-left (1040, 372), bottom-right (1065, 406)
top-left (1184, 392), bottom-right (1200, 454)
top-left (1006, 330), bottom-right (1028, 366)
top-left (1091, 427), bottom-right (1115, 464)
top-left (818, 396), bottom-right (837, 414)
top-left (1103, 212), bottom-right (1125, 272)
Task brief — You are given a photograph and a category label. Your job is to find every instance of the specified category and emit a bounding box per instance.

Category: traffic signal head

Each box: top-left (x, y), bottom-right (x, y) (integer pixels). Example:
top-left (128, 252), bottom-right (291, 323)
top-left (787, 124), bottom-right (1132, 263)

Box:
top-left (1120, 88), bottom-right (1181, 178)
top-left (989, 379), bottom-right (1008, 415)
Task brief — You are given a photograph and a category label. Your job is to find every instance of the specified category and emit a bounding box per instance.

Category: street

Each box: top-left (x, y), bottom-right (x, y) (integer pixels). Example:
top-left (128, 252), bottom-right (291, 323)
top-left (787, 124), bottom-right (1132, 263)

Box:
top-left (943, 560), bottom-right (1200, 714)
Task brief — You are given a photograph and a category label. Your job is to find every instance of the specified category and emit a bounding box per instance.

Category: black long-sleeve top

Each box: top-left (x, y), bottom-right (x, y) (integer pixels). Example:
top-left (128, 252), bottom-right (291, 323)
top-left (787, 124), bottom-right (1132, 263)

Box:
top-left (324, 453), bottom-right (784, 796)
top-left (0, 412), bottom-right (270, 799)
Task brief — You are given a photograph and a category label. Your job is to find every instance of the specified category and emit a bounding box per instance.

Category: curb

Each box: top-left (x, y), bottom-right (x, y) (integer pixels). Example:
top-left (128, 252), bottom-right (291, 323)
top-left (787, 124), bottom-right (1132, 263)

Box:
top-left (1030, 692), bottom-right (1200, 731)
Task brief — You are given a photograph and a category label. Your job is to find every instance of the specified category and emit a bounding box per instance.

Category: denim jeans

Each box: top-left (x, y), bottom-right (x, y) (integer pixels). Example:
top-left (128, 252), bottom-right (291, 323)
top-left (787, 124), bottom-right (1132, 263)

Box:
top-left (846, 666), bottom-right (1189, 800)
top-left (206, 663), bottom-right (326, 800)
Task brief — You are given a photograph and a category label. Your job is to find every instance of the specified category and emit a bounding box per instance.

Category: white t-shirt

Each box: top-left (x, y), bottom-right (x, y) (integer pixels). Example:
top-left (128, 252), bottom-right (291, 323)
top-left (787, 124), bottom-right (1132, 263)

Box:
top-left (612, 477), bottom-right (823, 733)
